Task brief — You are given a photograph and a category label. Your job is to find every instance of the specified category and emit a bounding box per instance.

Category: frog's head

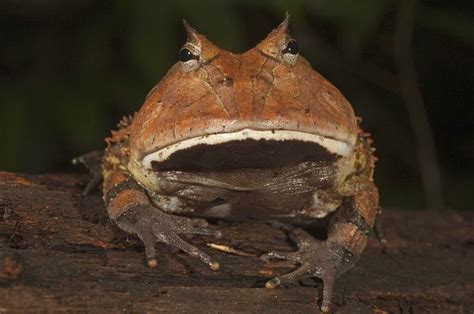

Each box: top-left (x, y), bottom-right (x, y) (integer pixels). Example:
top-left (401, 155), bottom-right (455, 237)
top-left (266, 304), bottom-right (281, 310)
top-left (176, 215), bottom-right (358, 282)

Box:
top-left (130, 14), bottom-right (358, 172)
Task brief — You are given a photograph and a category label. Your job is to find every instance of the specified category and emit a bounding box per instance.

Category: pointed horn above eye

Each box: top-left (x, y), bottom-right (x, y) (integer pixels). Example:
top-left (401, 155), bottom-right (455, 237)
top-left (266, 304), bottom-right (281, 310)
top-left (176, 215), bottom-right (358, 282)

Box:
top-left (255, 12), bottom-right (291, 56)
top-left (265, 11), bottom-right (291, 39)
top-left (278, 11), bottom-right (290, 33)
top-left (182, 19), bottom-right (200, 43)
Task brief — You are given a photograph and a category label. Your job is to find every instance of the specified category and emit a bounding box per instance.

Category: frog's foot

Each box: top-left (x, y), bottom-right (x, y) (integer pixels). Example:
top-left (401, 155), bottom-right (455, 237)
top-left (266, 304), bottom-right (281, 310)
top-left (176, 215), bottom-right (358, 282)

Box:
top-left (261, 225), bottom-right (355, 313)
top-left (72, 150), bottom-right (103, 195)
top-left (373, 206), bottom-right (387, 248)
top-left (117, 205), bottom-right (222, 270)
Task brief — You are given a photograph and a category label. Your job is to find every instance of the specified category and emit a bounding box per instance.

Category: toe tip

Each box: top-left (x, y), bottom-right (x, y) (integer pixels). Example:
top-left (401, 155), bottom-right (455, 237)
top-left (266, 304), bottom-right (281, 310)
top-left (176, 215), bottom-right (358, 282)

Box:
top-left (265, 278), bottom-right (280, 289)
top-left (259, 253), bottom-right (271, 262)
top-left (147, 258), bottom-right (158, 268)
top-left (210, 261), bottom-right (220, 271)
top-left (265, 281), bottom-right (274, 289)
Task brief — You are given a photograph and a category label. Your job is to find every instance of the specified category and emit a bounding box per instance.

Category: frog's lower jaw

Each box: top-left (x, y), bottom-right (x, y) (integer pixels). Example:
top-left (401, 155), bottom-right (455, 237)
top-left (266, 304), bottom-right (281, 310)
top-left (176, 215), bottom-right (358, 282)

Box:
top-left (142, 129), bottom-right (352, 172)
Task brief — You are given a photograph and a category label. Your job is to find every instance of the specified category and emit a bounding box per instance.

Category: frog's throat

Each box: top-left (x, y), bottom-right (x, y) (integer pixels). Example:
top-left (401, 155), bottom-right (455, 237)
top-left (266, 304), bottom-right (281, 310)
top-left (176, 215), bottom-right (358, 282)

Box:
top-left (141, 128), bottom-right (352, 170)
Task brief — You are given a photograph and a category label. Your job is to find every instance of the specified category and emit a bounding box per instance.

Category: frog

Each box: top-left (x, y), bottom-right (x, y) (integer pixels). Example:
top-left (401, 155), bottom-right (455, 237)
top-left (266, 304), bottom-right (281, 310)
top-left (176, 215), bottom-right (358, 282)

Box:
top-left (97, 14), bottom-right (381, 312)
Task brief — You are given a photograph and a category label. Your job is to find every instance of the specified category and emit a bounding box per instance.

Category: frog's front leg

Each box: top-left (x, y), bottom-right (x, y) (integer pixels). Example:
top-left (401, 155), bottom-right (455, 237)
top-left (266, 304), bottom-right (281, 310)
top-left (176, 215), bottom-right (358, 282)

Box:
top-left (262, 177), bottom-right (379, 312)
top-left (104, 170), bottom-right (221, 270)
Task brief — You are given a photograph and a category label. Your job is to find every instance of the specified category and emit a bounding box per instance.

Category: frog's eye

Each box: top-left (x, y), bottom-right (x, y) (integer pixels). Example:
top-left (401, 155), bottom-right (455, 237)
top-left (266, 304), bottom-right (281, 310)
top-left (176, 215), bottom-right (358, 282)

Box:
top-left (281, 39), bottom-right (299, 65)
top-left (178, 46), bottom-right (200, 72)
top-left (179, 48), bottom-right (198, 62)
top-left (282, 40), bottom-right (299, 55)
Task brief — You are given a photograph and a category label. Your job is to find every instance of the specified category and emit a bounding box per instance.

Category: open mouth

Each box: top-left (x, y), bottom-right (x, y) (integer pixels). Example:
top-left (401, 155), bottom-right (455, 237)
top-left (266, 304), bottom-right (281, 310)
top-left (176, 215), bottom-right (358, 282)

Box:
top-left (143, 129), bottom-right (352, 172)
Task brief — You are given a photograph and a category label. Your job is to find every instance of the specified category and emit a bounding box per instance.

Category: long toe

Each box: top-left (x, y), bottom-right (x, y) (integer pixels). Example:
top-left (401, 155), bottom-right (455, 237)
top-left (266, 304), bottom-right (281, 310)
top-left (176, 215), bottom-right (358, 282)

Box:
top-left (191, 227), bottom-right (222, 238)
top-left (163, 230), bottom-right (220, 271)
top-left (265, 264), bottom-right (312, 288)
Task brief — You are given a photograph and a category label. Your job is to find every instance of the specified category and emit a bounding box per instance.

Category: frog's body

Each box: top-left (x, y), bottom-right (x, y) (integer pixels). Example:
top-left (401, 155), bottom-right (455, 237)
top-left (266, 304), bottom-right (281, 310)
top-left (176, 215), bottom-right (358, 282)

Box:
top-left (100, 15), bottom-right (380, 312)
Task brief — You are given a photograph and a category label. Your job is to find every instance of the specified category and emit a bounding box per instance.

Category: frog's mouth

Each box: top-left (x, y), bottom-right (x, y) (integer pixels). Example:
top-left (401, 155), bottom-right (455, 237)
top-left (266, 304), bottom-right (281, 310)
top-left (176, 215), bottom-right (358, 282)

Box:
top-left (143, 129), bottom-right (351, 172)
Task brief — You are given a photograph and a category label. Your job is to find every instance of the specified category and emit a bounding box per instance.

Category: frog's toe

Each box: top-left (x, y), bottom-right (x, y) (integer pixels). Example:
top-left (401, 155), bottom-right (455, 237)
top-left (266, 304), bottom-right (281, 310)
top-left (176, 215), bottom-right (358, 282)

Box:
top-left (287, 227), bottom-right (320, 249)
top-left (260, 250), bottom-right (300, 263)
top-left (72, 150), bottom-right (103, 195)
top-left (190, 218), bottom-right (209, 227)
top-left (158, 228), bottom-right (220, 271)
top-left (136, 229), bottom-right (158, 268)
top-left (175, 216), bottom-right (208, 230)
top-left (174, 216), bottom-right (221, 238)
top-left (190, 227), bottom-right (223, 238)
top-left (265, 264), bottom-right (312, 288)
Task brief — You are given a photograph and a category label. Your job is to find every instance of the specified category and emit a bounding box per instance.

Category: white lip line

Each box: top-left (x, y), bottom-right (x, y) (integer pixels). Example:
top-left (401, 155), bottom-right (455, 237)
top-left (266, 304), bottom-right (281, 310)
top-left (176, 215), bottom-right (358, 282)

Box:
top-left (142, 128), bottom-right (352, 169)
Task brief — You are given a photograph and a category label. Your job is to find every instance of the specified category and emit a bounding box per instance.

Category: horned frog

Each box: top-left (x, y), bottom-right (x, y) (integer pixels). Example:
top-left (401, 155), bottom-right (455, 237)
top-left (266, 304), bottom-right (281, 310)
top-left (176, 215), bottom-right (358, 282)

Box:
top-left (95, 14), bottom-right (382, 312)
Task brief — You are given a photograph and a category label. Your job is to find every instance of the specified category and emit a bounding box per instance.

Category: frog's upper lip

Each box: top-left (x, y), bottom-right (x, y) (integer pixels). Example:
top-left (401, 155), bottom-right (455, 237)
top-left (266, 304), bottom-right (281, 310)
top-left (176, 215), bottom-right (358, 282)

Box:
top-left (141, 128), bottom-right (352, 170)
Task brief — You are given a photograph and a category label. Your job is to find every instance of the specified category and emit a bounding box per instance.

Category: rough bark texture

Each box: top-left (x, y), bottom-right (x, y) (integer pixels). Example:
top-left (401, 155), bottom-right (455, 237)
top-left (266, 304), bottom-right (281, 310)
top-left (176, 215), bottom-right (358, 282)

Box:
top-left (0, 172), bottom-right (473, 313)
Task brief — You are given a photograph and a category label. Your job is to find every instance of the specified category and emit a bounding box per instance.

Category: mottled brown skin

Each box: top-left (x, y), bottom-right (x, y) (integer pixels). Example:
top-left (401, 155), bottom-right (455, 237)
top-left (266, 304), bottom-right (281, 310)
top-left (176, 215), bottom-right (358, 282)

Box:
top-left (100, 16), bottom-right (379, 312)
top-left (129, 22), bottom-right (357, 163)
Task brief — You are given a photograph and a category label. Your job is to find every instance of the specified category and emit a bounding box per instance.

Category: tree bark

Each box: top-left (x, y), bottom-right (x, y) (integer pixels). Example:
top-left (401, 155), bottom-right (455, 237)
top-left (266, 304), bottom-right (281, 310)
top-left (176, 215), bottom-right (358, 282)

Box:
top-left (0, 172), bottom-right (473, 313)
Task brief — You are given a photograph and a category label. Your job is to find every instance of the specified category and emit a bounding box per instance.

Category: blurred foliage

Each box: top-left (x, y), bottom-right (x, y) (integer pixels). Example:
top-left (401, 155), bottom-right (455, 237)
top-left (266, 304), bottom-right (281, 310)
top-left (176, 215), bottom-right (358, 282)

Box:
top-left (0, 0), bottom-right (473, 210)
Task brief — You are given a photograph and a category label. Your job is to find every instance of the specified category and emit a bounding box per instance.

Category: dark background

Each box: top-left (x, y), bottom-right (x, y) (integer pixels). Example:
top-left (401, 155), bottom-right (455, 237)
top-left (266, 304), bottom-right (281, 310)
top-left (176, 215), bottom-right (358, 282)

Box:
top-left (1, 0), bottom-right (472, 210)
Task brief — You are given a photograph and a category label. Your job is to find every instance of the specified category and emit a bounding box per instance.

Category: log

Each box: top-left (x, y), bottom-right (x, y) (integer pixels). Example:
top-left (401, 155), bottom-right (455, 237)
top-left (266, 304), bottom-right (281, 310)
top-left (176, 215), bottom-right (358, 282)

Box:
top-left (0, 172), bottom-right (473, 313)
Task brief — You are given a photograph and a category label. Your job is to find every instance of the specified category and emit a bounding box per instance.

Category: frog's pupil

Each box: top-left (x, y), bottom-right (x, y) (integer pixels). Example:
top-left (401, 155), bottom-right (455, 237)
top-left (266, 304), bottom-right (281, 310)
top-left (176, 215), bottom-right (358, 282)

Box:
top-left (283, 40), bottom-right (299, 55)
top-left (179, 48), bottom-right (196, 62)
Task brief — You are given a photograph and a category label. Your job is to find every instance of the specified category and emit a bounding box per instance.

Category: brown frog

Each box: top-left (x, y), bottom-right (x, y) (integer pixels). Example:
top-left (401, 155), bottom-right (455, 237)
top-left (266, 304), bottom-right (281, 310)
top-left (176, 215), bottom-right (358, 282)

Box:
top-left (97, 15), bottom-right (381, 312)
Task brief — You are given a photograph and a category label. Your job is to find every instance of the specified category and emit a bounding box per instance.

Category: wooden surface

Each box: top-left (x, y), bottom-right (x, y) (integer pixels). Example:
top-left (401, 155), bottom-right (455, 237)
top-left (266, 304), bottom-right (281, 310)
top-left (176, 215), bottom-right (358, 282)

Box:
top-left (0, 172), bottom-right (473, 313)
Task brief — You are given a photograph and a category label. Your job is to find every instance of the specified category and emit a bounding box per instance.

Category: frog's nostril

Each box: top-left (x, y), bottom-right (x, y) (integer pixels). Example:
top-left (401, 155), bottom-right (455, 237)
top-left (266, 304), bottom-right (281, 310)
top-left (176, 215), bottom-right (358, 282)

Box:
top-left (223, 77), bottom-right (233, 87)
